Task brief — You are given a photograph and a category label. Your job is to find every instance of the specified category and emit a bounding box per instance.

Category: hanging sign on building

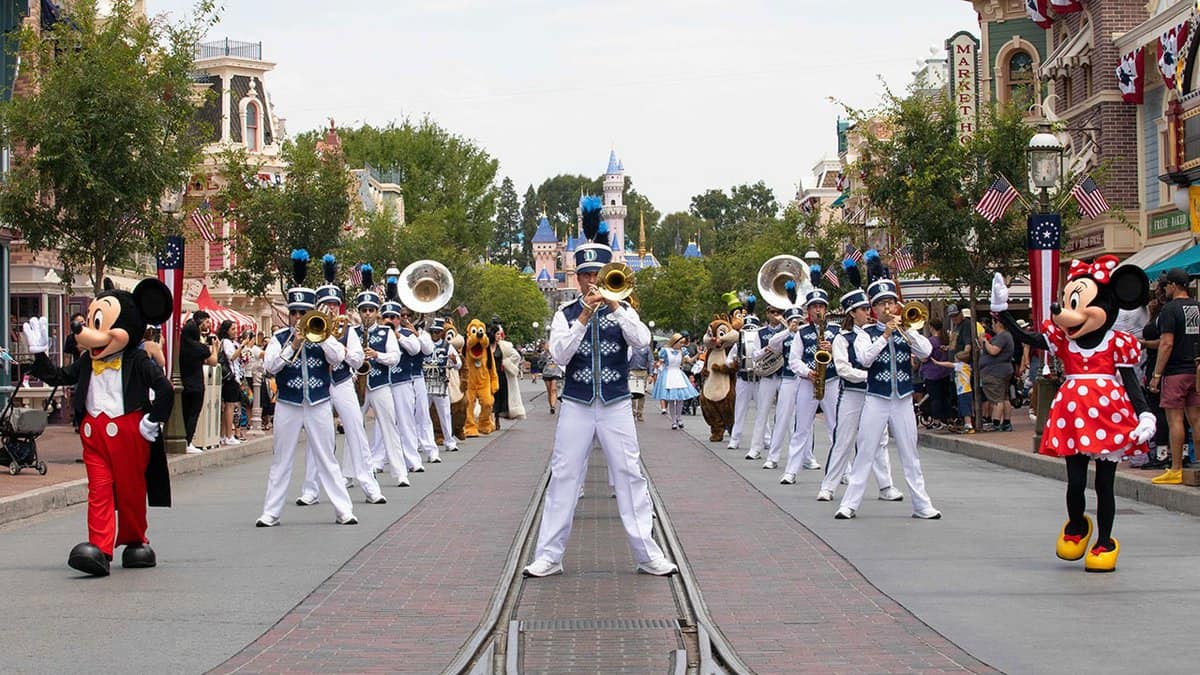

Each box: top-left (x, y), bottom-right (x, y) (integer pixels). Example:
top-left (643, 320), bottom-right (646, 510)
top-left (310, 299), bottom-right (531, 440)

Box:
top-left (946, 32), bottom-right (980, 144)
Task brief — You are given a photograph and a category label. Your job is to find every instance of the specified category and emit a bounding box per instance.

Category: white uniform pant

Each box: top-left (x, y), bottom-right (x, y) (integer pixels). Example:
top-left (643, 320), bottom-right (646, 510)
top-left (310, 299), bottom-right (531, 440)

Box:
top-left (366, 385), bottom-right (409, 483)
top-left (261, 400), bottom-right (354, 521)
top-left (301, 380), bottom-right (383, 502)
top-left (729, 377), bottom-right (757, 447)
top-left (370, 382), bottom-right (423, 472)
top-left (430, 394), bottom-right (457, 450)
top-left (412, 376), bottom-right (439, 460)
top-left (749, 376), bottom-right (781, 454)
top-left (784, 377), bottom-right (841, 474)
top-left (839, 395), bottom-right (934, 514)
top-left (766, 377), bottom-right (799, 463)
top-left (819, 388), bottom-right (894, 494)
top-left (533, 399), bottom-right (666, 565)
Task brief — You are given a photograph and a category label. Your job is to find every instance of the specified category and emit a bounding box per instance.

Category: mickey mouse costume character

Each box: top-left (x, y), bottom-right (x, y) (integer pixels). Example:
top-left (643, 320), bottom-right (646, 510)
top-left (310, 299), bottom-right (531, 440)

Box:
top-left (25, 278), bottom-right (175, 576)
top-left (991, 255), bottom-right (1156, 572)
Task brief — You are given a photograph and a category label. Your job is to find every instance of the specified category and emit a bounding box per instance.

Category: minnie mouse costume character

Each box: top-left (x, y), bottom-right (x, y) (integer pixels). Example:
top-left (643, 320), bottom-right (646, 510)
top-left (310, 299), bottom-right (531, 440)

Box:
top-left (24, 278), bottom-right (175, 576)
top-left (991, 256), bottom-right (1156, 572)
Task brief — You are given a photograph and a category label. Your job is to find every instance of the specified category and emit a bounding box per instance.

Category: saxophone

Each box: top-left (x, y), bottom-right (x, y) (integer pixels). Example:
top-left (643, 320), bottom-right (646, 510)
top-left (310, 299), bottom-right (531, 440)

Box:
top-left (355, 321), bottom-right (371, 405)
top-left (813, 318), bottom-right (832, 399)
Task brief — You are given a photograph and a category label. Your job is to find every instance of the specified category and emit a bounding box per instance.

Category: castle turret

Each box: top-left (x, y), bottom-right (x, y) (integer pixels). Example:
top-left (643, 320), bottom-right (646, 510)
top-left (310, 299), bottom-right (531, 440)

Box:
top-left (602, 149), bottom-right (627, 263)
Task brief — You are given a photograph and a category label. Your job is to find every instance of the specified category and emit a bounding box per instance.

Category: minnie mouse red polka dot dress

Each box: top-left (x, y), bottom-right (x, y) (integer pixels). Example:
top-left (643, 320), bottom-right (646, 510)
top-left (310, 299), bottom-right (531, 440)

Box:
top-left (1040, 321), bottom-right (1146, 460)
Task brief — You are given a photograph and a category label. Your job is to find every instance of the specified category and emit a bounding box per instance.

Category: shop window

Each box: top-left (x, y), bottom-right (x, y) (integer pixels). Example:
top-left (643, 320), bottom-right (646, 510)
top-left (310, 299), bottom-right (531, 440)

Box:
top-left (1008, 51), bottom-right (1035, 109)
top-left (1082, 64), bottom-right (1092, 98)
top-left (245, 101), bottom-right (259, 152)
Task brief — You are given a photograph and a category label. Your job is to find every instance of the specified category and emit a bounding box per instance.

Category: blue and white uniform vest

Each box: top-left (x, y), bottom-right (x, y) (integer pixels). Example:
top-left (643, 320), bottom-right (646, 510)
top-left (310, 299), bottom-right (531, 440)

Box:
top-left (427, 339), bottom-right (449, 369)
top-left (273, 328), bottom-right (332, 405)
top-left (838, 329), bottom-right (867, 392)
top-left (777, 330), bottom-right (797, 379)
top-left (757, 325), bottom-right (783, 378)
top-left (797, 323), bottom-right (839, 383)
top-left (365, 324), bottom-right (393, 391)
top-left (330, 327), bottom-right (354, 386)
top-left (560, 300), bottom-right (631, 405)
top-left (390, 328), bottom-right (421, 384)
top-left (863, 324), bottom-right (914, 399)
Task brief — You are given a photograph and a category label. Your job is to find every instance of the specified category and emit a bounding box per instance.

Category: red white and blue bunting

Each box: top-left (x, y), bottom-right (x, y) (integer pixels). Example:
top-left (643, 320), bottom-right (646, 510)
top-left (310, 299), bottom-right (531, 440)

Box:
top-left (1026, 0), bottom-right (1084, 29)
top-left (1159, 21), bottom-right (1192, 90)
top-left (1116, 47), bottom-right (1145, 105)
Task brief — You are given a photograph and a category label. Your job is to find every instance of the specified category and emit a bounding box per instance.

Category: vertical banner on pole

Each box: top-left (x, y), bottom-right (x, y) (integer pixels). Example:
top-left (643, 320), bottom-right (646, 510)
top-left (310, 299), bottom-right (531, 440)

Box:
top-left (156, 236), bottom-right (185, 379)
top-left (1027, 213), bottom-right (1062, 332)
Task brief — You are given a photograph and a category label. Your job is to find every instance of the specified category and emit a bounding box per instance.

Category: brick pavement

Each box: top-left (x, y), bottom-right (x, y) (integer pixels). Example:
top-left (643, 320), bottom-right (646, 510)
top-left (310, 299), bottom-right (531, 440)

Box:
top-left (515, 451), bottom-right (681, 674)
top-left (212, 420), bottom-right (553, 674)
top-left (640, 421), bottom-right (996, 674)
top-left (0, 424), bottom-right (86, 499)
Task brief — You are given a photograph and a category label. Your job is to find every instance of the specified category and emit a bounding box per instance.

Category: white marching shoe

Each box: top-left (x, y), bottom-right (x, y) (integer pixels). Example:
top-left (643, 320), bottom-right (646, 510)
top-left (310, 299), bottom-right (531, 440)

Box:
top-left (878, 487), bottom-right (904, 502)
top-left (761, 460), bottom-right (778, 470)
top-left (802, 458), bottom-right (822, 470)
top-left (636, 558), bottom-right (678, 576)
top-left (912, 508), bottom-right (942, 520)
top-left (523, 558), bottom-right (564, 578)
top-left (834, 506), bottom-right (856, 520)
top-left (744, 450), bottom-right (762, 460)
top-left (779, 473), bottom-right (796, 485)
top-left (295, 495), bottom-right (319, 506)
top-left (816, 489), bottom-right (833, 502)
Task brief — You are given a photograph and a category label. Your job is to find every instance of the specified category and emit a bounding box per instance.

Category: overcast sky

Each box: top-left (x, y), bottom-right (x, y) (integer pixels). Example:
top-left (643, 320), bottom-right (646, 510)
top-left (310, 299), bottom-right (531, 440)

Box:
top-left (147, 1), bottom-right (979, 215)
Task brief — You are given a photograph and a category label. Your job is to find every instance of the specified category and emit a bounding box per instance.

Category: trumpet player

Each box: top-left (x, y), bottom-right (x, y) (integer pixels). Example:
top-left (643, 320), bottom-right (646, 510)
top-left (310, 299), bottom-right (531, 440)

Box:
top-left (835, 279), bottom-right (940, 520)
top-left (295, 256), bottom-right (387, 507)
top-left (256, 250), bottom-right (357, 527)
top-left (355, 266), bottom-right (410, 488)
top-left (782, 289), bottom-right (839, 484)
top-left (817, 287), bottom-right (900, 503)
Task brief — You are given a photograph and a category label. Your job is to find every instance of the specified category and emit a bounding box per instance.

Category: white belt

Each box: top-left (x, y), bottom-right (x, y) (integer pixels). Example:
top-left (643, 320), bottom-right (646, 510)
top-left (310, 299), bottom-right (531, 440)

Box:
top-left (1063, 374), bottom-right (1118, 382)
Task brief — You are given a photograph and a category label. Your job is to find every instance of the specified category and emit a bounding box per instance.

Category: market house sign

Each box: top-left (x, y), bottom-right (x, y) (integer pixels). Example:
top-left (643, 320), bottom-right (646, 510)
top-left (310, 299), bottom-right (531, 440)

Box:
top-left (947, 31), bottom-right (980, 144)
top-left (1065, 231), bottom-right (1105, 254)
top-left (1149, 210), bottom-right (1189, 237)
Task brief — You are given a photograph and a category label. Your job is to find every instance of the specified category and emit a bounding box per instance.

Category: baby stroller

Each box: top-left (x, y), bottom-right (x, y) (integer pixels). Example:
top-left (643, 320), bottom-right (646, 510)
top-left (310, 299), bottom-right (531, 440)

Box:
top-left (0, 365), bottom-right (51, 476)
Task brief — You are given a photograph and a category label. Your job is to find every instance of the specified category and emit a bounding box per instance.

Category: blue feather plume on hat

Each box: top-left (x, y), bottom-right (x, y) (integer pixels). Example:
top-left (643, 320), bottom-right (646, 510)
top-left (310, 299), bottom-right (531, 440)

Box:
top-left (580, 195), bottom-right (603, 242)
top-left (360, 263), bottom-right (373, 290)
top-left (322, 253), bottom-right (337, 284)
top-left (809, 264), bottom-right (822, 288)
top-left (785, 279), bottom-right (797, 305)
top-left (843, 258), bottom-right (862, 289)
top-left (291, 249), bottom-right (309, 286)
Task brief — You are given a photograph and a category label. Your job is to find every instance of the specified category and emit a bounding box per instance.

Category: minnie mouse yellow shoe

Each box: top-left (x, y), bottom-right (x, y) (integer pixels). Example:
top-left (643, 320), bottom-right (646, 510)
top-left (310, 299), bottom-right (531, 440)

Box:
top-left (1055, 516), bottom-right (1092, 562)
top-left (1084, 537), bottom-right (1119, 573)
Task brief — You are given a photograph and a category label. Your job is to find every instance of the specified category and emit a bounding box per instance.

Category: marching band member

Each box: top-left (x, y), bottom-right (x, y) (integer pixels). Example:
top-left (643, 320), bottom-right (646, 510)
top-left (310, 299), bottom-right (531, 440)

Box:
top-left (356, 266), bottom-right (411, 488)
top-left (727, 294), bottom-right (759, 451)
top-left (761, 284), bottom-right (802, 471)
top-left (628, 342), bottom-right (652, 422)
top-left (817, 282), bottom-right (900, 502)
top-left (745, 304), bottom-right (784, 460)
top-left (523, 197), bottom-right (676, 578)
top-left (256, 250), bottom-right (356, 527)
top-left (380, 281), bottom-right (426, 474)
top-left (408, 311), bottom-right (442, 464)
top-left (835, 276), bottom-right (940, 520)
top-left (426, 317), bottom-right (460, 453)
top-left (295, 255), bottom-right (387, 506)
top-left (781, 288), bottom-right (838, 483)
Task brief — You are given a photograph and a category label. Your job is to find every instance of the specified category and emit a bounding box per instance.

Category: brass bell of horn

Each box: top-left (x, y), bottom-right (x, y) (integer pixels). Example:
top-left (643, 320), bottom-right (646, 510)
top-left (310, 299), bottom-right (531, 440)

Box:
top-left (397, 260), bottom-right (454, 315)
top-left (757, 255), bottom-right (805, 310)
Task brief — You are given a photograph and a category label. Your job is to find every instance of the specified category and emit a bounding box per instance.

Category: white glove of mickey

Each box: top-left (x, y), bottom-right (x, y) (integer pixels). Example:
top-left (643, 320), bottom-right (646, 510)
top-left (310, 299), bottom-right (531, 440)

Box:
top-left (22, 316), bottom-right (50, 355)
top-left (139, 416), bottom-right (161, 443)
top-left (1130, 411), bottom-right (1157, 445)
top-left (990, 272), bottom-right (1010, 313)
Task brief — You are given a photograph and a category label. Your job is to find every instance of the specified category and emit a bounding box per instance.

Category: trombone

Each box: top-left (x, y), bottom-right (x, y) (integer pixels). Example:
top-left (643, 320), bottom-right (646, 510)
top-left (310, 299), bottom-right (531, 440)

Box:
top-left (595, 261), bottom-right (639, 309)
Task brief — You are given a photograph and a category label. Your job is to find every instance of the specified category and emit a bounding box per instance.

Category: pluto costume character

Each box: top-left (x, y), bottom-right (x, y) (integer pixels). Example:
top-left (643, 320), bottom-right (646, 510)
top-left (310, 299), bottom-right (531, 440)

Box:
top-left (462, 318), bottom-right (499, 436)
top-left (992, 257), bottom-right (1155, 573)
top-left (700, 315), bottom-right (739, 442)
top-left (25, 278), bottom-right (175, 576)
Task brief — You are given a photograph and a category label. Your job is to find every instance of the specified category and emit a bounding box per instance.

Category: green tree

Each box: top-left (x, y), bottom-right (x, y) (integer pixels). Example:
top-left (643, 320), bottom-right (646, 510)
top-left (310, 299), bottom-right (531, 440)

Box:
top-left (215, 136), bottom-right (353, 296)
top-left (532, 173), bottom-right (596, 234)
top-left (652, 212), bottom-right (711, 259)
top-left (689, 181), bottom-right (780, 249)
top-left (519, 184), bottom-right (540, 267)
top-left (636, 257), bottom-right (714, 336)
top-left (0, 0), bottom-right (218, 291)
top-left (624, 187), bottom-right (661, 251)
top-left (489, 176), bottom-right (521, 266)
top-left (452, 264), bottom-right (548, 346)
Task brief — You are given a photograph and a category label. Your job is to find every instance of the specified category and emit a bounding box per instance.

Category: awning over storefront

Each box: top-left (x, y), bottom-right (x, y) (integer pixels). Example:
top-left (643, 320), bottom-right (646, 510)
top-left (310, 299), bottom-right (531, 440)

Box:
top-left (1144, 244), bottom-right (1200, 279)
top-left (1120, 239), bottom-right (1191, 272)
top-left (191, 285), bottom-right (257, 331)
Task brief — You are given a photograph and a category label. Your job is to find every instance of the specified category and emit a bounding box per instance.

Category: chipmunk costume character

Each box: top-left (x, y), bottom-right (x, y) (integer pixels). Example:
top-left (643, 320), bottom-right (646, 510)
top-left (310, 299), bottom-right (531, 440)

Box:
top-left (992, 257), bottom-right (1155, 573)
top-left (462, 318), bottom-right (499, 436)
top-left (700, 314), bottom-right (739, 442)
top-left (25, 278), bottom-right (175, 576)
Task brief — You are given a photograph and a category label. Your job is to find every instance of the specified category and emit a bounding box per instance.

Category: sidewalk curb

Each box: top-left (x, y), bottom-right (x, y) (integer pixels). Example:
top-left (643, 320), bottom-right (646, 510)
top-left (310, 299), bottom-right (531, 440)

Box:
top-left (920, 432), bottom-right (1200, 517)
top-left (0, 435), bottom-right (274, 528)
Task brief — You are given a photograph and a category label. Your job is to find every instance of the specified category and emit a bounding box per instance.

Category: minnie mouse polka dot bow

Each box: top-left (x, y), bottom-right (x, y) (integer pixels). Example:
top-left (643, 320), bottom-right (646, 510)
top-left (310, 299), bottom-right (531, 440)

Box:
top-left (1067, 255), bottom-right (1120, 283)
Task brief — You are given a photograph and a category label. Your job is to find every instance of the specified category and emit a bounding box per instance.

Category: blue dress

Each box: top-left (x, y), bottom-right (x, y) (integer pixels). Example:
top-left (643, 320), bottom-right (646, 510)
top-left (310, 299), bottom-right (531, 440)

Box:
top-left (652, 348), bottom-right (699, 401)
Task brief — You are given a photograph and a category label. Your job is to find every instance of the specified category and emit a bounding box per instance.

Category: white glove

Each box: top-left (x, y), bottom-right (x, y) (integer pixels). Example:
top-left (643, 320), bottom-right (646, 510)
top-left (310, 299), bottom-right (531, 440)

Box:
top-left (22, 316), bottom-right (50, 354)
top-left (1130, 411), bottom-right (1157, 445)
top-left (990, 272), bottom-right (1010, 313)
top-left (139, 416), bottom-right (161, 443)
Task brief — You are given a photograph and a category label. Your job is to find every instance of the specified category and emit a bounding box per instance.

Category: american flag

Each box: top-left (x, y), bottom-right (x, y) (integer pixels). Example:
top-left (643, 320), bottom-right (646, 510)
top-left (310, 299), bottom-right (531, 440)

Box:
top-left (191, 201), bottom-right (217, 241)
top-left (892, 246), bottom-right (915, 274)
top-left (155, 236), bottom-right (185, 379)
top-left (1070, 176), bottom-right (1111, 219)
top-left (1028, 213), bottom-right (1062, 333)
top-left (974, 175), bottom-right (1019, 224)
top-left (822, 266), bottom-right (841, 288)
top-left (843, 243), bottom-right (863, 264)
top-left (835, 171), bottom-right (849, 192)
top-left (348, 263), bottom-right (363, 287)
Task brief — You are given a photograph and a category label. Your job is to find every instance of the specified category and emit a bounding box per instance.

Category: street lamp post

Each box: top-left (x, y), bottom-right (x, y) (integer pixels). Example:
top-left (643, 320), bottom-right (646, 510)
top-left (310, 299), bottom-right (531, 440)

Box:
top-left (1027, 123), bottom-right (1064, 452)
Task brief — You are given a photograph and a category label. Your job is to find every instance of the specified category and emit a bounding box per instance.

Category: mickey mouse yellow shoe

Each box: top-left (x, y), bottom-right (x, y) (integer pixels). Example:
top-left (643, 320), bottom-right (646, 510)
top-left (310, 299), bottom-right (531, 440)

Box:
top-left (1055, 516), bottom-right (1092, 561)
top-left (1084, 537), bottom-right (1119, 573)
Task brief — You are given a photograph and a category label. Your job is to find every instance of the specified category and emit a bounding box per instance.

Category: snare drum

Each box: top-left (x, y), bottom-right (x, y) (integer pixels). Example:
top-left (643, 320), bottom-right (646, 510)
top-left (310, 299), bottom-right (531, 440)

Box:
top-left (423, 363), bottom-right (449, 397)
top-left (628, 369), bottom-right (648, 396)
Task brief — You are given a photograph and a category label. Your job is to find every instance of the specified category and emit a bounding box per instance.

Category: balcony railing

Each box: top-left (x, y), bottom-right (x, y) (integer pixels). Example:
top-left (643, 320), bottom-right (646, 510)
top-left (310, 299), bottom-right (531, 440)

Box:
top-left (196, 39), bottom-right (262, 61)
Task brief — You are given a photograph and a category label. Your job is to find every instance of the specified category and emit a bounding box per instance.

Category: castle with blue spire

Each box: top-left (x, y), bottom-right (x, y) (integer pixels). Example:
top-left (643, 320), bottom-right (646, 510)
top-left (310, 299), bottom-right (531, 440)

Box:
top-left (530, 150), bottom-right (660, 311)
